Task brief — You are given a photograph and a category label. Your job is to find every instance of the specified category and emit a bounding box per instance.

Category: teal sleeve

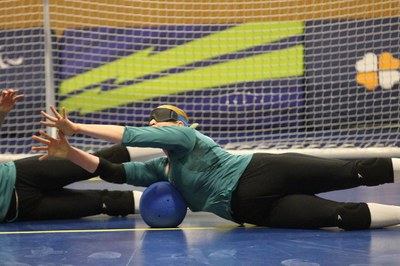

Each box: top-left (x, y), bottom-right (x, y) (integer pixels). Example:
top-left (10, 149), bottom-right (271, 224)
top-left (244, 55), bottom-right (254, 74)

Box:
top-left (122, 126), bottom-right (196, 154)
top-left (0, 162), bottom-right (17, 222)
top-left (122, 157), bottom-right (168, 187)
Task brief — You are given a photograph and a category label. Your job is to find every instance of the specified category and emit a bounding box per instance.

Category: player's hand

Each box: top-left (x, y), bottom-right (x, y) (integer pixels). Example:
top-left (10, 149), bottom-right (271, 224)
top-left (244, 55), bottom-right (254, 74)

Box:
top-left (40, 105), bottom-right (78, 136)
top-left (31, 130), bottom-right (71, 160)
top-left (0, 89), bottom-right (24, 114)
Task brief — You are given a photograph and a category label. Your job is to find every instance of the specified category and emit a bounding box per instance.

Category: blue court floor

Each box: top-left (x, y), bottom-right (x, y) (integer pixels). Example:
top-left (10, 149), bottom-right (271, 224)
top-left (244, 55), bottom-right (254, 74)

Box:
top-left (0, 182), bottom-right (399, 266)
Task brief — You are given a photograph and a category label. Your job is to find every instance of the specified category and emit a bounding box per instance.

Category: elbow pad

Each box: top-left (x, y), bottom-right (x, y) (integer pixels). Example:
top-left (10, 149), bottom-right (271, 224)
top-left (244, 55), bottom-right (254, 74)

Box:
top-left (95, 157), bottom-right (127, 184)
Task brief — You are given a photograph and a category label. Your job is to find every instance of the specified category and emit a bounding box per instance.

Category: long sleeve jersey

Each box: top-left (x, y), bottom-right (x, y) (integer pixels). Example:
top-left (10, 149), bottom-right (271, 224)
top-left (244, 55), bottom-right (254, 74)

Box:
top-left (0, 162), bottom-right (17, 221)
top-left (121, 126), bottom-right (253, 221)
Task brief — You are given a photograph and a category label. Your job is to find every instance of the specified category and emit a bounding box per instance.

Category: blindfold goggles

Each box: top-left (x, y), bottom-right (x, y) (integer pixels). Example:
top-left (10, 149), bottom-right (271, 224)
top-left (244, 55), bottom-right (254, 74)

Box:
top-left (149, 108), bottom-right (189, 126)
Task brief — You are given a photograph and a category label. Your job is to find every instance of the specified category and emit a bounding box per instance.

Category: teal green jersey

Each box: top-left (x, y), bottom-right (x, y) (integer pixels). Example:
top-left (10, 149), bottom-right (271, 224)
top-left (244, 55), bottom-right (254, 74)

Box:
top-left (0, 162), bottom-right (17, 221)
top-left (122, 126), bottom-right (253, 221)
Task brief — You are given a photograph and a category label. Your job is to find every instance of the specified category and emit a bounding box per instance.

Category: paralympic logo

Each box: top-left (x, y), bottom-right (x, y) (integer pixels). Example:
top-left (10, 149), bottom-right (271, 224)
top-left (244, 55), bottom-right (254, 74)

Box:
top-left (0, 46), bottom-right (24, 69)
top-left (356, 52), bottom-right (400, 91)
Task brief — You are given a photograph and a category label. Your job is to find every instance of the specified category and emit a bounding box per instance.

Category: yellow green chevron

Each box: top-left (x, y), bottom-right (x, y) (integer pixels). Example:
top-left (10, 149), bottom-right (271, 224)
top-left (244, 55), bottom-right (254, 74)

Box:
top-left (61, 45), bottom-right (303, 114)
top-left (59, 21), bottom-right (304, 114)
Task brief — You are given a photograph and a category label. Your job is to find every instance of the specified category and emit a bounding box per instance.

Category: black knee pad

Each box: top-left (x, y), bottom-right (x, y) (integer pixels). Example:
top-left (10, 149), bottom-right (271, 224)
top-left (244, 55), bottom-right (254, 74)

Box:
top-left (93, 145), bottom-right (130, 163)
top-left (336, 203), bottom-right (371, 230)
top-left (356, 158), bottom-right (393, 186)
top-left (102, 190), bottom-right (135, 216)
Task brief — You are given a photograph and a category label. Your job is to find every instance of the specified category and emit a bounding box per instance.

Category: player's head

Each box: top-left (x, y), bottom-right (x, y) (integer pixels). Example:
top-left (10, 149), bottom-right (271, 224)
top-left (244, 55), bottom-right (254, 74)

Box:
top-left (149, 105), bottom-right (189, 127)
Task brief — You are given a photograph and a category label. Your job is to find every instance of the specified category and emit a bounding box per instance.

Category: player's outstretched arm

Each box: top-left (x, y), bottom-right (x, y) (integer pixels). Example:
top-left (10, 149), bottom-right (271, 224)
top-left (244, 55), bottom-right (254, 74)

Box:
top-left (40, 105), bottom-right (125, 143)
top-left (32, 130), bottom-right (100, 173)
top-left (0, 89), bottom-right (24, 127)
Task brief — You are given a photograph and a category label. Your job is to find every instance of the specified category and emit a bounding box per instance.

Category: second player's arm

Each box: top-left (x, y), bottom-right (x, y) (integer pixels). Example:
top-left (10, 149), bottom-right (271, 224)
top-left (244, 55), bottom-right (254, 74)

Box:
top-left (66, 145), bottom-right (100, 173)
top-left (32, 130), bottom-right (101, 173)
top-left (73, 124), bottom-right (125, 144)
top-left (40, 105), bottom-right (125, 143)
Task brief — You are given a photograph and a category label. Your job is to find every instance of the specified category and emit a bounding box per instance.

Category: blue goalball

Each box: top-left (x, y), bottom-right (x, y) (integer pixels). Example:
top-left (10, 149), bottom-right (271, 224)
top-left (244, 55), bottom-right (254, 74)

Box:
top-left (139, 181), bottom-right (188, 228)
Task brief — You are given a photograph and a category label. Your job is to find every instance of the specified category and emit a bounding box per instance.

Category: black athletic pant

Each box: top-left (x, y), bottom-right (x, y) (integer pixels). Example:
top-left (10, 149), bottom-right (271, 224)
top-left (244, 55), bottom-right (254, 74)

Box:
top-left (231, 153), bottom-right (393, 230)
top-left (12, 145), bottom-right (132, 221)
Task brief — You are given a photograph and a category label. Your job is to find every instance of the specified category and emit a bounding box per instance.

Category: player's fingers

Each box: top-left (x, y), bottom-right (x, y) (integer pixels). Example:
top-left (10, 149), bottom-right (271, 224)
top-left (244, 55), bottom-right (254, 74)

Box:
top-left (39, 121), bottom-right (56, 127)
top-left (31, 146), bottom-right (49, 151)
top-left (13, 94), bottom-right (24, 101)
top-left (9, 90), bottom-right (18, 97)
top-left (31, 135), bottom-right (50, 145)
top-left (57, 130), bottom-right (66, 139)
top-left (35, 130), bottom-right (52, 141)
top-left (50, 105), bottom-right (63, 119)
top-left (40, 111), bottom-right (58, 122)
top-left (38, 130), bottom-right (53, 139)
top-left (38, 154), bottom-right (49, 161)
top-left (62, 107), bottom-right (67, 118)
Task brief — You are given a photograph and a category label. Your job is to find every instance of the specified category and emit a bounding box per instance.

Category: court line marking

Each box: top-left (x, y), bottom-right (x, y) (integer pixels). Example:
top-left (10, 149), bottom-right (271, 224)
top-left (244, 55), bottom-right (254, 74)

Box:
top-left (0, 225), bottom-right (261, 235)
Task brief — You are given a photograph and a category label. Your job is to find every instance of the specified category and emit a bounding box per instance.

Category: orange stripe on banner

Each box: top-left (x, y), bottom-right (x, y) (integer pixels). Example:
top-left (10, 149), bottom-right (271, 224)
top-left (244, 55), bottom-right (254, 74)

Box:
top-left (1, 0), bottom-right (399, 36)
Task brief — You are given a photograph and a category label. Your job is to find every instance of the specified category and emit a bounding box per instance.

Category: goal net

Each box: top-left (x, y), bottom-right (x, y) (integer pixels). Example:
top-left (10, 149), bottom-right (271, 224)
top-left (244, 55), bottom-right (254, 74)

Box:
top-left (1, 0), bottom-right (399, 161)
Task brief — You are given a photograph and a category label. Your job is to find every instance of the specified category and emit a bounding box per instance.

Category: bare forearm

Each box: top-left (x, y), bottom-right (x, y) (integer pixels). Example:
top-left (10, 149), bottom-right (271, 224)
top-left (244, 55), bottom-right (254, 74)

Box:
top-left (40, 105), bottom-right (125, 143)
top-left (75, 124), bottom-right (125, 144)
top-left (67, 146), bottom-right (100, 173)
